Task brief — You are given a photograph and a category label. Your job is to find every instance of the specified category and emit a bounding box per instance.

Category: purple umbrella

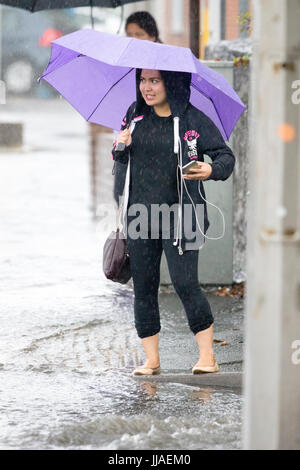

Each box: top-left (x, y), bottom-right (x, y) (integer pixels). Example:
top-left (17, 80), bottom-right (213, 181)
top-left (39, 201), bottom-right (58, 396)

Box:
top-left (39, 29), bottom-right (246, 140)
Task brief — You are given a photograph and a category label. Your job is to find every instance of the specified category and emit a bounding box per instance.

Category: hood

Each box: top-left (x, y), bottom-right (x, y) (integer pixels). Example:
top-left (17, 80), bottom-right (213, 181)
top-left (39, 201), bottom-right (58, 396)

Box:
top-left (135, 69), bottom-right (192, 118)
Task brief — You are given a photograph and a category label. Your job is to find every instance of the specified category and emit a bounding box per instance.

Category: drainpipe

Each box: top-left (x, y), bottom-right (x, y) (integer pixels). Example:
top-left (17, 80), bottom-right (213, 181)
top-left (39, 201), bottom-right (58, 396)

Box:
top-left (0, 5), bottom-right (2, 82)
top-left (190, 0), bottom-right (201, 58)
top-left (0, 5), bottom-right (5, 105)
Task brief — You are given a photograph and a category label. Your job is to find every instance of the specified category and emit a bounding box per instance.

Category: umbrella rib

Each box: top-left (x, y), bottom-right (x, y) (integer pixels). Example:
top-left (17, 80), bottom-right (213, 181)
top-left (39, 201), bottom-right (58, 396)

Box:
top-left (87, 67), bottom-right (135, 122)
top-left (38, 52), bottom-right (83, 84)
top-left (191, 82), bottom-right (214, 103)
top-left (191, 82), bottom-right (229, 140)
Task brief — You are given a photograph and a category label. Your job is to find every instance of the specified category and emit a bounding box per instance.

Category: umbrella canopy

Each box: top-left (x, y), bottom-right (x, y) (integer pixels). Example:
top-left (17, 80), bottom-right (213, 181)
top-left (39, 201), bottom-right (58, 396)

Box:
top-left (0, 0), bottom-right (144, 12)
top-left (39, 29), bottom-right (246, 140)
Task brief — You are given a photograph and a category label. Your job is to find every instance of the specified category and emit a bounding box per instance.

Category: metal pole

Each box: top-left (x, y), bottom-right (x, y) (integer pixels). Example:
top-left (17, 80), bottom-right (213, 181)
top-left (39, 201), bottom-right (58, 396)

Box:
top-left (0, 5), bottom-right (2, 81)
top-left (243, 0), bottom-right (300, 450)
top-left (0, 5), bottom-right (5, 105)
top-left (190, 0), bottom-right (200, 58)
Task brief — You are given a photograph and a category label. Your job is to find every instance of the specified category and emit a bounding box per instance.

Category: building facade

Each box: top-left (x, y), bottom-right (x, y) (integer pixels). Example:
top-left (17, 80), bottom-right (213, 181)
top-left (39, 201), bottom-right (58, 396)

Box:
top-left (124, 0), bottom-right (253, 57)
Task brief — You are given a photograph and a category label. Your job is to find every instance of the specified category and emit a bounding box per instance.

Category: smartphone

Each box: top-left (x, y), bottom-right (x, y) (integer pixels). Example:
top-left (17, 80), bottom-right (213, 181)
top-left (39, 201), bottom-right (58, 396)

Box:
top-left (182, 160), bottom-right (198, 174)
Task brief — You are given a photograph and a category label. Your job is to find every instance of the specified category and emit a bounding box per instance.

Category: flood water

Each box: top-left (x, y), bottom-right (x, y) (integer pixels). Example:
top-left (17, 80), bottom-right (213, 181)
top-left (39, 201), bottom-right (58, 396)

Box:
top-left (0, 98), bottom-right (243, 450)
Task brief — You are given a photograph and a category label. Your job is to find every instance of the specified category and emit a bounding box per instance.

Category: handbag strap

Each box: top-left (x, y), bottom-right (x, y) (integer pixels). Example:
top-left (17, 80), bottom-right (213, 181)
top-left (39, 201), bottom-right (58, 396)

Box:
top-left (117, 198), bottom-right (124, 231)
top-left (119, 119), bottom-right (136, 234)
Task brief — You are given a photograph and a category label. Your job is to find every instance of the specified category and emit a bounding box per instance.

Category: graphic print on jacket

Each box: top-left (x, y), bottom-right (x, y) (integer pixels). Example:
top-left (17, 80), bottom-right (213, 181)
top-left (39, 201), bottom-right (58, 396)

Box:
top-left (184, 130), bottom-right (200, 160)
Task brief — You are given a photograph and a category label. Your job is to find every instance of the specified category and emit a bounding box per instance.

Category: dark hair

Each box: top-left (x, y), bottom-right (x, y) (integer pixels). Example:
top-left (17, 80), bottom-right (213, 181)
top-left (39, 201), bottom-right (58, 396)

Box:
top-left (135, 69), bottom-right (191, 117)
top-left (125, 11), bottom-right (162, 43)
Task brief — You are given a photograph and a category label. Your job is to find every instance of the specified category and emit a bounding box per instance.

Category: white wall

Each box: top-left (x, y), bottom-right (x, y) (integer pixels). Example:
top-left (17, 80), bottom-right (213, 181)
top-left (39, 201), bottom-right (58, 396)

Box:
top-left (208, 0), bottom-right (221, 44)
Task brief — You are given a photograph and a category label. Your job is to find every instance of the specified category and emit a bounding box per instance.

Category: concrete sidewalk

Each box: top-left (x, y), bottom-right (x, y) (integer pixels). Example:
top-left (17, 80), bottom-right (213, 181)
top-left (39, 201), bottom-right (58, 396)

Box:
top-left (134, 372), bottom-right (242, 390)
top-left (133, 285), bottom-right (244, 389)
top-left (117, 256), bottom-right (244, 389)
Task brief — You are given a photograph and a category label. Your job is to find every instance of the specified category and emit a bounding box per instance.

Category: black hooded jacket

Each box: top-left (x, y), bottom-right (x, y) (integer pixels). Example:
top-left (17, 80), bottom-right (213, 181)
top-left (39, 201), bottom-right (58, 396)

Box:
top-left (112, 69), bottom-right (236, 253)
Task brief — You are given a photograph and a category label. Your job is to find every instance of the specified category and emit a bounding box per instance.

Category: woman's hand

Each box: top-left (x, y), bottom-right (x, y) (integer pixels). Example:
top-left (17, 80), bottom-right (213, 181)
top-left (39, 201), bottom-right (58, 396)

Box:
top-left (116, 129), bottom-right (132, 147)
top-left (183, 161), bottom-right (212, 181)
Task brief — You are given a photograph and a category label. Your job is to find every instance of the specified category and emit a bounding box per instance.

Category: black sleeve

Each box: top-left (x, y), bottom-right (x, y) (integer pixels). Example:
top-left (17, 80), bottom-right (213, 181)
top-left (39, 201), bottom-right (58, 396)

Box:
top-left (198, 114), bottom-right (236, 181)
top-left (111, 102), bottom-right (136, 165)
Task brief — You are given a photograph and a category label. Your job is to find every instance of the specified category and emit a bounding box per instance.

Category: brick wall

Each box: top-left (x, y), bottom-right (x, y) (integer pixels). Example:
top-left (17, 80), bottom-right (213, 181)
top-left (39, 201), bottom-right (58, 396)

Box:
top-left (226, 0), bottom-right (240, 40)
top-left (162, 0), bottom-right (190, 47)
top-left (224, 0), bottom-right (253, 40)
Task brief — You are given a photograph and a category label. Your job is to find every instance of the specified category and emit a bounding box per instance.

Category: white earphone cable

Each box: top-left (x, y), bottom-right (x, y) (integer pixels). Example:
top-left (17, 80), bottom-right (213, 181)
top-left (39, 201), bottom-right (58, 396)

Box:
top-left (179, 137), bottom-right (226, 241)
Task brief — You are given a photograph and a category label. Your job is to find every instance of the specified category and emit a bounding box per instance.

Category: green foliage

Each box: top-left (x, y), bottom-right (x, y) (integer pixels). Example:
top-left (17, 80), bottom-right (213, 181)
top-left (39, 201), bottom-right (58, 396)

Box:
top-left (237, 11), bottom-right (252, 35)
top-left (233, 55), bottom-right (251, 67)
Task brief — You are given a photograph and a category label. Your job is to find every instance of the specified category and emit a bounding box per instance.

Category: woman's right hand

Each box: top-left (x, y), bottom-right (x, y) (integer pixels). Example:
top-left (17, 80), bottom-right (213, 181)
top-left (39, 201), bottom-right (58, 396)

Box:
top-left (116, 129), bottom-right (132, 147)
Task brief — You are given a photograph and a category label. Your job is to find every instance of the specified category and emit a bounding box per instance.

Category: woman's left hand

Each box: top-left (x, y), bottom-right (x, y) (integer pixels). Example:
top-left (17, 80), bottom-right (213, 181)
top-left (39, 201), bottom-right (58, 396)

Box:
top-left (183, 161), bottom-right (212, 181)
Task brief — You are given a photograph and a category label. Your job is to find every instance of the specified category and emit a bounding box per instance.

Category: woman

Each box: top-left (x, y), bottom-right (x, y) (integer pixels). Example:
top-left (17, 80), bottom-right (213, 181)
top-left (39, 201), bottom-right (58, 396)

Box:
top-left (125, 11), bottom-right (162, 42)
top-left (112, 68), bottom-right (235, 376)
top-left (113, 12), bottom-right (162, 205)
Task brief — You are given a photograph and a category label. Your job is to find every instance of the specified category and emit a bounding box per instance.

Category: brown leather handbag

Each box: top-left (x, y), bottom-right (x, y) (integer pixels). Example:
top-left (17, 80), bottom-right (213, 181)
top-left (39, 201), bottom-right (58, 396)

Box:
top-left (102, 227), bottom-right (131, 284)
top-left (103, 113), bottom-right (136, 285)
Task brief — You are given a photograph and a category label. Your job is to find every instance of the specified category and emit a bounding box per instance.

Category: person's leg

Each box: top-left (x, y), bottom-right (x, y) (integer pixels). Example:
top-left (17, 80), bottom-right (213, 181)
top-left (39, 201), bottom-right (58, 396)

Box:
top-left (127, 236), bottom-right (163, 369)
top-left (194, 324), bottom-right (215, 367)
top-left (163, 239), bottom-right (216, 367)
top-left (139, 333), bottom-right (160, 369)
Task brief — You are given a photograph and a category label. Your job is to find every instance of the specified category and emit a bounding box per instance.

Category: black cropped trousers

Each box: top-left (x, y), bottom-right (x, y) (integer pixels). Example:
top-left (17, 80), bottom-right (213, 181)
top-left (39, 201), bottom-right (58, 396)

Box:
top-left (126, 235), bottom-right (214, 339)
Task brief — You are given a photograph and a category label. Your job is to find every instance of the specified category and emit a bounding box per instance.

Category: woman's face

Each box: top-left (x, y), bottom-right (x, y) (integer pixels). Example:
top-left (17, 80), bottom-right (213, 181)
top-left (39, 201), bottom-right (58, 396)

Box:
top-left (126, 23), bottom-right (156, 41)
top-left (139, 69), bottom-right (168, 108)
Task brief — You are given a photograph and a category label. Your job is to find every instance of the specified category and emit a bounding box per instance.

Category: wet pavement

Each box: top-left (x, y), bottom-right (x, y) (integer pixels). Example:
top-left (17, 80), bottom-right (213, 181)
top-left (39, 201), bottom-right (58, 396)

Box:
top-left (0, 97), bottom-right (244, 450)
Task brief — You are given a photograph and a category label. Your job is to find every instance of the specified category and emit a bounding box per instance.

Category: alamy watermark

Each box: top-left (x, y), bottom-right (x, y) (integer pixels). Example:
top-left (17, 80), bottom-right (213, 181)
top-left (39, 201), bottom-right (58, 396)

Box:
top-left (96, 201), bottom-right (205, 250)
top-left (291, 80), bottom-right (300, 105)
top-left (291, 340), bottom-right (300, 365)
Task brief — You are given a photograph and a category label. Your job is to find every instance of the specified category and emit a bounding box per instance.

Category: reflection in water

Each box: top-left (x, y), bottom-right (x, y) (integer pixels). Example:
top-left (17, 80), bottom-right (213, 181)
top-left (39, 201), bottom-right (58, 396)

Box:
top-left (140, 381), bottom-right (158, 397)
top-left (139, 383), bottom-right (215, 402)
top-left (191, 387), bottom-right (214, 403)
top-left (0, 368), bottom-right (242, 450)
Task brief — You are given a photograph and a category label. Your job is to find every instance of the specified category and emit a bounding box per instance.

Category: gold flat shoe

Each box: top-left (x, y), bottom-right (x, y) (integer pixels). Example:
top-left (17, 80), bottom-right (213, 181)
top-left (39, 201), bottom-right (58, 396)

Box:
top-left (192, 361), bottom-right (219, 374)
top-left (133, 365), bottom-right (161, 376)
